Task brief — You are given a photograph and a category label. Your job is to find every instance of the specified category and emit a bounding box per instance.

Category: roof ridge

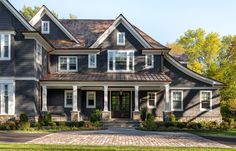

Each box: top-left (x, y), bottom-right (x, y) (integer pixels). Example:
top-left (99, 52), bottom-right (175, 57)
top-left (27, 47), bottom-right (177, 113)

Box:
top-left (59, 19), bottom-right (115, 21)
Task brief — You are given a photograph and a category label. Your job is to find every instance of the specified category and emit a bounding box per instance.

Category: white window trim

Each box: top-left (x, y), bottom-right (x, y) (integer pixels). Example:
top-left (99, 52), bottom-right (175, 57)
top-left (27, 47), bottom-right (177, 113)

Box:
top-left (35, 41), bottom-right (42, 64)
top-left (64, 90), bottom-right (73, 108)
top-left (107, 50), bottom-right (135, 72)
top-left (88, 54), bottom-right (97, 68)
top-left (86, 91), bottom-right (96, 108)
top-left (41, 21), bottom-right (50, 34)
top-left (0, 34), bottom-right (11, 60)
top-left (147, 92), bottom-right (157, 109)
top-left (171, 90), bottom-right (184, 111)
top-left (117, 32), bottom-right (125, 45)
top-left (145, 54), bottom-right (154, 69)
top-left (58, 56), bottom-right (78, 72)
top-left (200, 90), bottom-right (212, 111)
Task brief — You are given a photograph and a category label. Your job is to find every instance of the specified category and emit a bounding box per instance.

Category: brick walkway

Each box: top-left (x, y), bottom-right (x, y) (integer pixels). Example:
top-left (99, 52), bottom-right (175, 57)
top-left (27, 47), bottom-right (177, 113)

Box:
top-left (27, 128), bottom-right (230, 148)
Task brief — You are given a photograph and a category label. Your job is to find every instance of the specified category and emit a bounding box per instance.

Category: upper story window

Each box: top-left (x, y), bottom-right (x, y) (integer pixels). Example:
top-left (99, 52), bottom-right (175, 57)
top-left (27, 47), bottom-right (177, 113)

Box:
top-left (145, 54), bottom-right (154, 68)
top-left (59, 56), bottom-right (78, 72)
top-left (41, 21), bottom-right (50, 34)
top-left (108, 50), bottom-right (134, 72)
top-left (171, 91), bottom-right (183, 111)
top-left (200, 91), bottom-right (212, 111)
top-left (0, 34), bottom-right (11, 60)
top-left (64, 90), bottom-right (72, 108)
top-left (88, 54), bottom-right (97, 68)
top-left (147, 92), bottom-right (156, 109)
top-left (35, 42), bottom-right (42, 64)
top-left (117, 32), bottom-right (125, 45)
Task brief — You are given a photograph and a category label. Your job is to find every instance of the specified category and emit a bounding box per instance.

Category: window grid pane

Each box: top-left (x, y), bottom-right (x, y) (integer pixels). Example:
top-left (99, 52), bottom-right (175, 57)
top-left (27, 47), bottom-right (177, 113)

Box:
top-left (201, 92), bottom-right (211, 109)
top-left (172, 91), bottom-right (182, 110)
top-left (148, 93), bottom-right (155, 106)
top-left (69, 57), bottom-right (77, 70)
top-left (66, 92), bottom-right (72, 106)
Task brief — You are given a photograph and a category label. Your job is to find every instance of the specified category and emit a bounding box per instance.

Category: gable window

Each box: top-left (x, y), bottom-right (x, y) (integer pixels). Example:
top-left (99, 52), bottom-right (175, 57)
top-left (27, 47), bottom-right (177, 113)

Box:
top-left (108, 50), bottom-right (134, 72)
top-left (117, 32), bottom-right (125, 45)
top-left (86, 92), bottom-right (96, 108)
top-left (145, 54), bottom-right (154, 68)
top-left (147, 92), bottom-right (156, 108)
top-left (59, 56), bottom-right (78, 72)
top-left (171, 91), bottom-right (183, 111)
top-left (88, 54), bottom-right (97, 68)
top-left (200, 91), bottom-right (212, 111)
top-left (41, 21), bottom-right (50, 34)
top-left (0, 34), bottom-right (11, 60)
top-left (64, 90), bottom-right (73, 108)
top-left (35, 42), bottom-right (42, 64)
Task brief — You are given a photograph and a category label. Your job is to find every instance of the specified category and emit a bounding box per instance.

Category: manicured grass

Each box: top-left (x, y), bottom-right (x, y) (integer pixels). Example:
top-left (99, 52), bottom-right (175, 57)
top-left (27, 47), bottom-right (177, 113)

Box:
top-left (0, 144), bottom-right (235, 151)
top-left (190, 129), bottom-right (236, 137)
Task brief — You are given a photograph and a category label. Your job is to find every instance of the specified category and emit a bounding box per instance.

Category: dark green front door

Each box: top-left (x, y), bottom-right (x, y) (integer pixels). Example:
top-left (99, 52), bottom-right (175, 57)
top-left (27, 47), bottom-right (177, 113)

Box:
top-left (111, 91), bottom-right (130, 118)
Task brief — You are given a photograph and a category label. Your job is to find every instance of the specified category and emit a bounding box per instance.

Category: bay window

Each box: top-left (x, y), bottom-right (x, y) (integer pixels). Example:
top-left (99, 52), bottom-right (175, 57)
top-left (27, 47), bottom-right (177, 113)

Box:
top-left (0, 34), bottom-right (11, 60)
top-left (108, 50), bottom-right (134, 72)
top-left (59, 56), bottom-right (77, 72)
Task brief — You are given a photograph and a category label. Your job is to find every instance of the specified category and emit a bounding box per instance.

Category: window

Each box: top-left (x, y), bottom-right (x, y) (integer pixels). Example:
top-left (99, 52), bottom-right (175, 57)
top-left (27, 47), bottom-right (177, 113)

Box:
top-left (35, 42), bottom-right (42, 64)
top-left (0, 82), bottom-right (13, 115)
top-left (108, 50), bottom-right (134, 72)
top-left (86, 92), bottom-right (96, 108)
top-left (147, 92), bottom-right (156, 108)
top-left (171, 91), bottom-right (183, 111)
top-left (0, 34), bottom-right (11, 60)
top-left (64, 90), bottom-right (73, 108)
top-left (59, 56), bottom-right (78, 72)
top-left (88, 54), bottom-right (97, 68)
top-left (117, 32), bottom-right (125, 45)
top-left (41, 21), bottom-right (50, 34)
top-left (200, 91), bottom-right (212, 111)
top-left (145, 54), bottom-right (154, 68)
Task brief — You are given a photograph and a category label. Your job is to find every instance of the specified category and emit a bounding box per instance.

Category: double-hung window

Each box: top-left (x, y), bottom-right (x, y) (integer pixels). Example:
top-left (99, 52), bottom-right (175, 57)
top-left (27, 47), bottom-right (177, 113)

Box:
top-left (41, 21), bottom-right (50, 34)
top-left (0, 82), bottom-right (14, 115)
top-left (171, 91), bottom-right (183, 111)
top-left (64, 90), bottom-right (72, 108)
top-left (200, 91), bottom-right (212, 111)
top-left (145, 54), bottom-right (154, 68)
top-left (147, 92), bottom-right (156, 108)
top-left (59, 56), bottom-right (77, 72)
top-left (108, 50), bottom-right (134, 72)
top-left (86, 92), bottom-right (96, 108)
top-left (35, 42), bottom-right (42, 64)
top-left (0, 34), bottom-right (11, 60)
top-left (117, 32), bottom-right (125, 45)
top-left (88, 54), bottom-right (97, 68)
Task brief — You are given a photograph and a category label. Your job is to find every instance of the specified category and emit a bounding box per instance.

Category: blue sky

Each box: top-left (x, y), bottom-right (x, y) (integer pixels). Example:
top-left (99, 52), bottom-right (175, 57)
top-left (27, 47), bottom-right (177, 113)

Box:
top-left (9, 0), bottom-right (236, 44)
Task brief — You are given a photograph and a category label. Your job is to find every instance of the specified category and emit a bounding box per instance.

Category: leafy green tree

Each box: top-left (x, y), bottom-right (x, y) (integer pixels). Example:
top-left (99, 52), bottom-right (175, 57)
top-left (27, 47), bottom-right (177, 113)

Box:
top-left (69, 13), bottom-right (78, 19)
top-left (166, 42), bottom-right (185, 56)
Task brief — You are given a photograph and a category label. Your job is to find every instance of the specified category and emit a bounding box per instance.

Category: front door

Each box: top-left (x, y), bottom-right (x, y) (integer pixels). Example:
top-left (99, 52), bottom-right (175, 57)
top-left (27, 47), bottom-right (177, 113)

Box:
top-left (111, 91), bottom-right (130, 118)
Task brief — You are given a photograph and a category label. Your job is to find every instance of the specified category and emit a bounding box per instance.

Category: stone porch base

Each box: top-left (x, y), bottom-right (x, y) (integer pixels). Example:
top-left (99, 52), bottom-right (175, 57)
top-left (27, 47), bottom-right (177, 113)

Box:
top-left (101, 111), bottom-right (111, 121)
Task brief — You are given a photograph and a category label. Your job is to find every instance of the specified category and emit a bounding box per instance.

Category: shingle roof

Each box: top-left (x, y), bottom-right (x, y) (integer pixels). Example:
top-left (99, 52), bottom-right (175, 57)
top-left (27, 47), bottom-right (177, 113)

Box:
top-left (42, 72), bottom-right (171, 82)
top-left (57, 19), bottom-right (169, 49)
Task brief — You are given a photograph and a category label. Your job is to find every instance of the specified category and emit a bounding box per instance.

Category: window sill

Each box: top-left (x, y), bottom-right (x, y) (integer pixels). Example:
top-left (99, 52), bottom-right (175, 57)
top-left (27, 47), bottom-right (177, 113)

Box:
top-left (0, 58), bottom-right (11, 61)
top-left (200, 109), bottom-right (212, 112)
top-left (171, 109), bottom-right (183, 112)
top-left (64, 105), bottom-right (72, 108)
top-left (86, 106), bottom-right (96, 109)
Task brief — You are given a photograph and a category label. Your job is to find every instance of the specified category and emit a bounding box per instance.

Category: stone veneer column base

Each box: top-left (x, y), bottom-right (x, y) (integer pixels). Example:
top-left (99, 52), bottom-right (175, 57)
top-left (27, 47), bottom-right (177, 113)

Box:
top-left (101, 111), bottom-right (111, 121)
top-left (71, 111), bottom-right (81, 121)
top-left (132, 111), bottom-right (141, 121)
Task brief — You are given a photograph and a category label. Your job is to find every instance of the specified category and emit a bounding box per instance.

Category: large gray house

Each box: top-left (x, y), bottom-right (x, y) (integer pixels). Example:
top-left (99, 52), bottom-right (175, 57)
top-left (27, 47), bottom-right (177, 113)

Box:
top-left (0, 0), bottom-right (224, 122)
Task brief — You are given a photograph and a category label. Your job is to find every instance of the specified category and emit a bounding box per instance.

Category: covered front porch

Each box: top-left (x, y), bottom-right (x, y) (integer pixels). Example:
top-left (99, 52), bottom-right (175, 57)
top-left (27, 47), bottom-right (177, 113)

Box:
top-left (40, 81), bottom-right (172, 121)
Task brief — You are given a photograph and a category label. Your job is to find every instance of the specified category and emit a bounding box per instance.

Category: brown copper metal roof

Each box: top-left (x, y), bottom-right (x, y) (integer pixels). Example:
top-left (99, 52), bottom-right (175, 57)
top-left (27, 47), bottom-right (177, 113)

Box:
top-left (41, 72), bottom-right (171, 82)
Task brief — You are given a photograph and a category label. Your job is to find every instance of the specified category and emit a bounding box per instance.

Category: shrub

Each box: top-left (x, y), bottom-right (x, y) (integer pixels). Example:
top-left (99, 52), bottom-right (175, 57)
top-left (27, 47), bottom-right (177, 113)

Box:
top-left (20, 112), bottom-right (28, 123)
top-left (187, 122), bottom-right (201, 129)
top-left (5, 121), bottom-right (17, 130)
top-left (220, 121), bottom-right (230, 130)
top-left (39, 112), bottom-right (52, 126)
top-left (56, 121), bottom-right (66, 127)
top-left (170, 114), bottom-right (176, 123)
top-left (207, 121), bottom-right (219, 130)
top-left (228, 118), bottom-right (235, 128)
top-left (18, 122), bottom-right (30, 130)
top-left (176, 122), bottom-right (187, 129)
top-left (142, 113), bottom-right (157, 130)
top-left (90, 109), bottom-right (102, 123)
top-left (199, 121), bottom-right (207, 129)
top-left (141, 107), bottom-right (147, 121)
top-left (65, 121), bottom-right (85, 127)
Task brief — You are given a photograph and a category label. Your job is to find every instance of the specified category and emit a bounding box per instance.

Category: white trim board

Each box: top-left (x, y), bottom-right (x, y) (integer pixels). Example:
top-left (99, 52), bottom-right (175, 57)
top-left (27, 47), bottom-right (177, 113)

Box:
top-left (0, 77), bottom-right (39, 81)
top-left (29, 5), bottom-right (79, 43)
top-left (90, 14), bottom-right (151, 48)
top-left (0, 0), bottom-right (34, 31)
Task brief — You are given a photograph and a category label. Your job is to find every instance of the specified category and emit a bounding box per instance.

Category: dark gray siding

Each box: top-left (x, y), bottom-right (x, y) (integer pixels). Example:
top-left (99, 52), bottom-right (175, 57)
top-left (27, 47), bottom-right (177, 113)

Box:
top-left (15, 80), bottom-right (38, 116)
top-left (34, 14), bottom-right (71, 41)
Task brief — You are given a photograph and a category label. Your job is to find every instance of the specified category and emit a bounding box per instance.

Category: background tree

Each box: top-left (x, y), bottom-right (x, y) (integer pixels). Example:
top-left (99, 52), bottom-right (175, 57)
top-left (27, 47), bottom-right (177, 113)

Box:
top-left (20, 5), bottom-right (58, 21)
top-left (69, 13), bottom-right (78, 19)
top-left (166, 42), bottom-right (185, 56)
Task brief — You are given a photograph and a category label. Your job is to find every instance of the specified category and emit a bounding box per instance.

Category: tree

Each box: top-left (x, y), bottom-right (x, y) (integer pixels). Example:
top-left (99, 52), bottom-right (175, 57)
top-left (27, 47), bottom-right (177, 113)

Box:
top-left (20, 5), bottom-right (58, 21)
top-left (166, 42), bottom-right (185, 56)
top-left (69, 13), bottom-right (78, 19)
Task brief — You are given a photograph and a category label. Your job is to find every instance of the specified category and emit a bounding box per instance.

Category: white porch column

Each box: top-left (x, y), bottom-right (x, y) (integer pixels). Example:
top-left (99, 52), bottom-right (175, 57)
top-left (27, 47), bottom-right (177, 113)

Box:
top-left (72, 85), bottom-right (78, 112)
top-left (42, 85), bottom-right (47, 111)
top-left (134, 85), bottom-right (139, 111)
top-left (164, 84), bottom-right (170, 112)
top-left (104, 85), bottom-right (108, 111)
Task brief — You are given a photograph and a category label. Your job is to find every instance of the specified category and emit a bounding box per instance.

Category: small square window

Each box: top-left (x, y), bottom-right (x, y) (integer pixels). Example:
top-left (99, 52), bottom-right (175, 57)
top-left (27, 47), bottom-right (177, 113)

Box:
top-left (64, 90), bottom-right (73, 108)
top-left (117, 32), bottom-right (125, 45)
top-left (41, 21), bottom-right (50, 34)
top-left (88, 54), bottom-right (97, 68)
top-left (86, 92), bottom-right (96, 108)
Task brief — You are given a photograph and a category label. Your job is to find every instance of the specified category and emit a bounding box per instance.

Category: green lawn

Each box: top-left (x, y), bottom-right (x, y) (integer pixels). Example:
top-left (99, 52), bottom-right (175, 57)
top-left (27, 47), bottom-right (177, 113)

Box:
top-left (0, 144), bottom-right (235, 151)
top-left (190, 129), bottom-right (236, 137)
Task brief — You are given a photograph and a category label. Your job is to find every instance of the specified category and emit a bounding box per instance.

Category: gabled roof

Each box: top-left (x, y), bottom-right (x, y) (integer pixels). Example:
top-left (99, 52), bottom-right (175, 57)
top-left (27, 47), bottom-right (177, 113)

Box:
top-left (29, 5), bottom-right (79, 43)
top-left (0, 0), bottom-right (35, 31)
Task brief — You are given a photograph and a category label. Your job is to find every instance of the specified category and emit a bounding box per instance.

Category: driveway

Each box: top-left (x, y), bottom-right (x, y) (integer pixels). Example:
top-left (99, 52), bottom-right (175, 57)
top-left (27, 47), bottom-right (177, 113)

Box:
top-left (27, 128), bottom-right (230, 148)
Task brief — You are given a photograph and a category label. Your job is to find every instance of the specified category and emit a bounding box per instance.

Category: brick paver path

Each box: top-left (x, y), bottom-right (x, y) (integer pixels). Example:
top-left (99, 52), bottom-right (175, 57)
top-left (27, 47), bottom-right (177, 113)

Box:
top-left (27, 128), bottom-right (230, 148)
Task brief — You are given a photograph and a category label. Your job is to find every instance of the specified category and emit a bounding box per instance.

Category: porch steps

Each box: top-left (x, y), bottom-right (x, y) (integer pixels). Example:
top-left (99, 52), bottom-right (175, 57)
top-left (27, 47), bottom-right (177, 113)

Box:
top-left (101, 119), bottom-right (140, 128)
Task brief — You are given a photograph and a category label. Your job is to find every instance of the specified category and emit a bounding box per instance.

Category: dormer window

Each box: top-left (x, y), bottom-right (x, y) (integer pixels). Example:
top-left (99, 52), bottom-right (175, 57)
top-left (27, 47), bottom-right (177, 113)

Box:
top-left (145, 54), bottom-right (154, 68)
top-left (117, 32), bottom-right (125, 45)
top-left (41, 21), bottom-right (50, 34)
